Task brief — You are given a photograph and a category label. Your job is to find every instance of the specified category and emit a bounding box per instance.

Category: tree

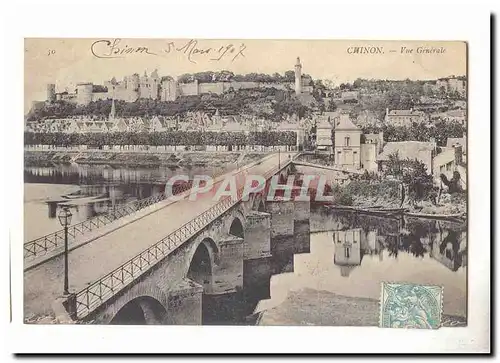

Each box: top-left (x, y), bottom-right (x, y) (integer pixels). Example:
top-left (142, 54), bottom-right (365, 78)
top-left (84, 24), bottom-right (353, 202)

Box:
top-left (385, 151), bottom-right (434, 205)
top-left (284, 70), bottom-right (295, 82)
top-left (326, 97), bottom-right (337, 112)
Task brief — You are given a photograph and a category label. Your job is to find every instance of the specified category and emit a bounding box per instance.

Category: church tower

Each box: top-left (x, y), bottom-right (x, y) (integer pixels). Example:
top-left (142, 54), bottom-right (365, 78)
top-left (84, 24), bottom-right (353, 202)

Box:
top-left (294, 57), bottom-right (302, 95)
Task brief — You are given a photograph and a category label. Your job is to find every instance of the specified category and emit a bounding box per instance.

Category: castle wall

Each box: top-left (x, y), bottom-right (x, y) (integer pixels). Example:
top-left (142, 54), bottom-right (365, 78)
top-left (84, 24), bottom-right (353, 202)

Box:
top-left (198, 82), bottom-right (226, 94)
top-left (229, 81), bottom-right (259, 90)
top-left (180, 81), bottom-right (199, 96)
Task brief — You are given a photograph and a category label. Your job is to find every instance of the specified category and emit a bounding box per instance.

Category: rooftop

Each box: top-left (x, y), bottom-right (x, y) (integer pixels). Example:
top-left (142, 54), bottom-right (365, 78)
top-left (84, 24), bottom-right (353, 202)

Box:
top-left (378, 141), bottom-right (435, 161)
top-left (334, 114), bottom-right (360, 131)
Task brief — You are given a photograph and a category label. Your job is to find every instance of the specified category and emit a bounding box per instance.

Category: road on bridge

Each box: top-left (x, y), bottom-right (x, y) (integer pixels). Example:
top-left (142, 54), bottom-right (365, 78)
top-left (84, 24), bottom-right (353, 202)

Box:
top-left (24, 152), bottom-right (295, 319)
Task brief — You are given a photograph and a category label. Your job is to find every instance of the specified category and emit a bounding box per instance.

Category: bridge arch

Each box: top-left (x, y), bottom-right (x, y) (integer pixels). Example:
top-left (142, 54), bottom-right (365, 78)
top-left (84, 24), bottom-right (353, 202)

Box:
top-left (187, 238), bottom-right (218, 290)
top-left (94, 282), bottom-right (169, 325)
top-left (109, 296), bottom-right (167, 325)
top-left (229, 216), bottom-right (244, 238)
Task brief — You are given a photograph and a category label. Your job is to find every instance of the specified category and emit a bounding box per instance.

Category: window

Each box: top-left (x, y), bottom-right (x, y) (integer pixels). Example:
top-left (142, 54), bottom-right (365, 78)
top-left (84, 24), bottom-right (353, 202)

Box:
top-left (446, 162), bottom-right (452, 171)
top-left (345, 247), bottom-right (350, 258)
top-left (345, 136), bottom-right (350, 146)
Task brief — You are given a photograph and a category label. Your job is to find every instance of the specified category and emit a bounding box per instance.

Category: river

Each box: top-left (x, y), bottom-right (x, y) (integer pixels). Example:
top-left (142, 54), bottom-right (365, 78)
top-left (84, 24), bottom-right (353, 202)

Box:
top-left (23, 163), bottom-right (467, 325)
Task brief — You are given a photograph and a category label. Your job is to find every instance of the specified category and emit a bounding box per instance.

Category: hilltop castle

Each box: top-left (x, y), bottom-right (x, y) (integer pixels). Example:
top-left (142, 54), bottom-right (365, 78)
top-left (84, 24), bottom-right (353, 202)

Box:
top-left (46, 58), bottom-right (313, 106)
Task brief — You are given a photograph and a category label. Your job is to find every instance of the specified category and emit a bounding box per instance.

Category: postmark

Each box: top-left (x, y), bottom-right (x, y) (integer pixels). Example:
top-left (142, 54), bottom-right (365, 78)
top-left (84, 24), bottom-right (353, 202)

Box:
top-left (379, 282), bottom-right (443, 329)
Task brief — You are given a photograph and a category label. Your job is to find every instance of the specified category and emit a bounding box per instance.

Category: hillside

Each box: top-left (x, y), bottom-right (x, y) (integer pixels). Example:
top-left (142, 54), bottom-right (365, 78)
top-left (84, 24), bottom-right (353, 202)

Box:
top-left (27, 87), bottom-right (318, 122)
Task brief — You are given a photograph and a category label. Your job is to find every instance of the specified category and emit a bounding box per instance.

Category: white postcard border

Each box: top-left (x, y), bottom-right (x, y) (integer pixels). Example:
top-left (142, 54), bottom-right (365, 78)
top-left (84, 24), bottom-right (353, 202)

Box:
top-left (4, 0), bottom-right (491, 354)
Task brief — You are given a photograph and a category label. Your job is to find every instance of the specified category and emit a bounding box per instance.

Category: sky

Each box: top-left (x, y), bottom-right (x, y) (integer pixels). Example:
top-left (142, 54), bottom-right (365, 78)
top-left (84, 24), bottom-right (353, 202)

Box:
top-left (24, 38), bottom-right (467, 112)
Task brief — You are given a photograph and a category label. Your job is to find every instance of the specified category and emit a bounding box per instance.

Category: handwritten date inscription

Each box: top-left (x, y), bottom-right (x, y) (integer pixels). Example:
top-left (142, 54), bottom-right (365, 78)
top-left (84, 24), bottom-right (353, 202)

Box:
top-left (91, 38), bottom-right (246, 63)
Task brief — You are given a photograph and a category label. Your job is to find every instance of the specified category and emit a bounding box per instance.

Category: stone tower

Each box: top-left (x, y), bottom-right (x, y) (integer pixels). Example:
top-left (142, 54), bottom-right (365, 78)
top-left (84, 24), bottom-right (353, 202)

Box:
top-left (109, 98), bottom-right (116, 120)
top-left (46, 83), bottom-right (56, 103)
top-left (294, 57), bottom-right (302, 95)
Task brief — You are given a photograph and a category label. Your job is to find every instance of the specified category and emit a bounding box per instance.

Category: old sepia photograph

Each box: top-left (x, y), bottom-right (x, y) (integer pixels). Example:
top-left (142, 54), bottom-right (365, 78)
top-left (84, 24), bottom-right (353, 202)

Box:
top-left (22, 38), bottom-right (469, 329)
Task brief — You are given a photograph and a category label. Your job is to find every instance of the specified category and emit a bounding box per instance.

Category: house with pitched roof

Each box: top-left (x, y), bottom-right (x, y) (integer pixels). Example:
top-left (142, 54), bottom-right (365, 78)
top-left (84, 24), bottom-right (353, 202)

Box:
top-left (112, 118), bottom-right (130, 132)
top-left (332, 113), bottom-right (364, 170)
top-left (150, 116), bottom-right (165, 132)
top-left (377, 140), bottom-right (437, 175)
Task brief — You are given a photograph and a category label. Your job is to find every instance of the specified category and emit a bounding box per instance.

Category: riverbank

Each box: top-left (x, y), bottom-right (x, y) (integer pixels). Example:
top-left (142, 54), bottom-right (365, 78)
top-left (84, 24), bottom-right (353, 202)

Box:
top-left (332, 180), bottom-right (467, 217)
top-left (257, 288), bottom-right (466, 327)
top-left (24, 150), bottom-right (268, 168)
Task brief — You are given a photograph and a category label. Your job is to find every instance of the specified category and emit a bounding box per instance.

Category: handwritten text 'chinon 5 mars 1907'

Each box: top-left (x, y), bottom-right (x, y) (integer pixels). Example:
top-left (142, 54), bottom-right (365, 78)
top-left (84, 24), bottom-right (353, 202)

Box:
top-left (91, 38), bottom-right (247, 63)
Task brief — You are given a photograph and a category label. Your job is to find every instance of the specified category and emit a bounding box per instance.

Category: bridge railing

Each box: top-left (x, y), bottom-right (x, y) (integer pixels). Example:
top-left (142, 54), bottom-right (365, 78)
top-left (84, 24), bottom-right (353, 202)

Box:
top-left (23, 182), bottom-right (192, 260)
top-left (24, 154), bottom-right (278, 260)
top-left (70, 160), bottom-right (290, 320)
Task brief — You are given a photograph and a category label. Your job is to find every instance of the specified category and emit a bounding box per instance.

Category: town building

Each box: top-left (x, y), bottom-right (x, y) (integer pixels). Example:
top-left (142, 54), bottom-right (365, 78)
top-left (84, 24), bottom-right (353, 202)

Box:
top-left (426, 76), bottom-right (467, 97)
top-left (384, 108), bottom-right (429, 126)
top-left (446, 134), bottom-right (467, 156)
top-left (330, 112), bottom-right (380, 172)
top-left (432, 144), bottom-right (467, 190)
top-left (315, 119), bottom-right (333, 152)
top-left (432, 109), bottom-right (467, 125)
top-left (377, 140), bottom-right (437, 175)
top-left (333, 113), bottom-right (362, 169)
top-left (340, 91), bottom-right (359, 103)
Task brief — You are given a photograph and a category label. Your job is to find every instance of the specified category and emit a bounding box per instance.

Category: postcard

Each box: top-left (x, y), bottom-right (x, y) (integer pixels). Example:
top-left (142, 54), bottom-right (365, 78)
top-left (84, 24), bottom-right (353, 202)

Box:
top-left (15, 33), bottom-right (490, 354)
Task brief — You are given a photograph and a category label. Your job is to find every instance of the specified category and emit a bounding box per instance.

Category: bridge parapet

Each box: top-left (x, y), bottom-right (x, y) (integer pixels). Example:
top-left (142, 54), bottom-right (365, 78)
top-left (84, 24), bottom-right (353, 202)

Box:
top-left (68, 157), bottom-right (293, 321)
top-left (25, 154), bottom-right (281, 263)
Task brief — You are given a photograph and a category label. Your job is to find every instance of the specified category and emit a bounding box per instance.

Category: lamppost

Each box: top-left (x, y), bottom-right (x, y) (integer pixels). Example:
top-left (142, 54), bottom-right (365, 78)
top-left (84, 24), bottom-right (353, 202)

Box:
top-left (58, 206), bottom-right (73, 296)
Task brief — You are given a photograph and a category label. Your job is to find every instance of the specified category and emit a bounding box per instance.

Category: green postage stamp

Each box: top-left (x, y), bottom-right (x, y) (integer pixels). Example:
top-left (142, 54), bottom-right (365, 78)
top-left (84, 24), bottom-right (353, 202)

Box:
top-left (380, 282), bottom-right (443, 329)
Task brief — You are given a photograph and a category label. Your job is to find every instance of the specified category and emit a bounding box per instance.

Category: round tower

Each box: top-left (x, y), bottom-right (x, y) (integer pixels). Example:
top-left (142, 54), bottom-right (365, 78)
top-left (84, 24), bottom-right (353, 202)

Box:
top-left (76, 83), bottom-right (93, 105)
top-left (46, 83), bottom-right (56, 103)
top-left (294, 57), bottom-right (302, 95)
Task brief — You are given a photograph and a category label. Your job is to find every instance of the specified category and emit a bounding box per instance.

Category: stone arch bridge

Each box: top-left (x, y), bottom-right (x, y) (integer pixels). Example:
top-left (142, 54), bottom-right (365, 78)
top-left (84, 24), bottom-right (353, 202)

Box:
top-left (24, 153), bottom-right (312, 325)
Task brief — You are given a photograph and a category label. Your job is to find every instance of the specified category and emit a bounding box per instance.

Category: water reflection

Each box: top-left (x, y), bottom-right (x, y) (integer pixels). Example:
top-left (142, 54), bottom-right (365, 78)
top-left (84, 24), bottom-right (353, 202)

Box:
top-left (327, 210), bottom-right (467, 274)
top-left (24, 164), bottom-right (226, 186)
top-left (24, 164), bottom-right (224, 241)
top-left (207, 208), bottom-right (467, 324)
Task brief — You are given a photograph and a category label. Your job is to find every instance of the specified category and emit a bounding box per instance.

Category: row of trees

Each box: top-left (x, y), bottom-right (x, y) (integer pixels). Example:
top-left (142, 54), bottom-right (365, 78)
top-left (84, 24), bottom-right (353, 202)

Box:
top-left (362, 120), bottom-right (465, 147)
top-left (24, 131), bottom-right (297, 147)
